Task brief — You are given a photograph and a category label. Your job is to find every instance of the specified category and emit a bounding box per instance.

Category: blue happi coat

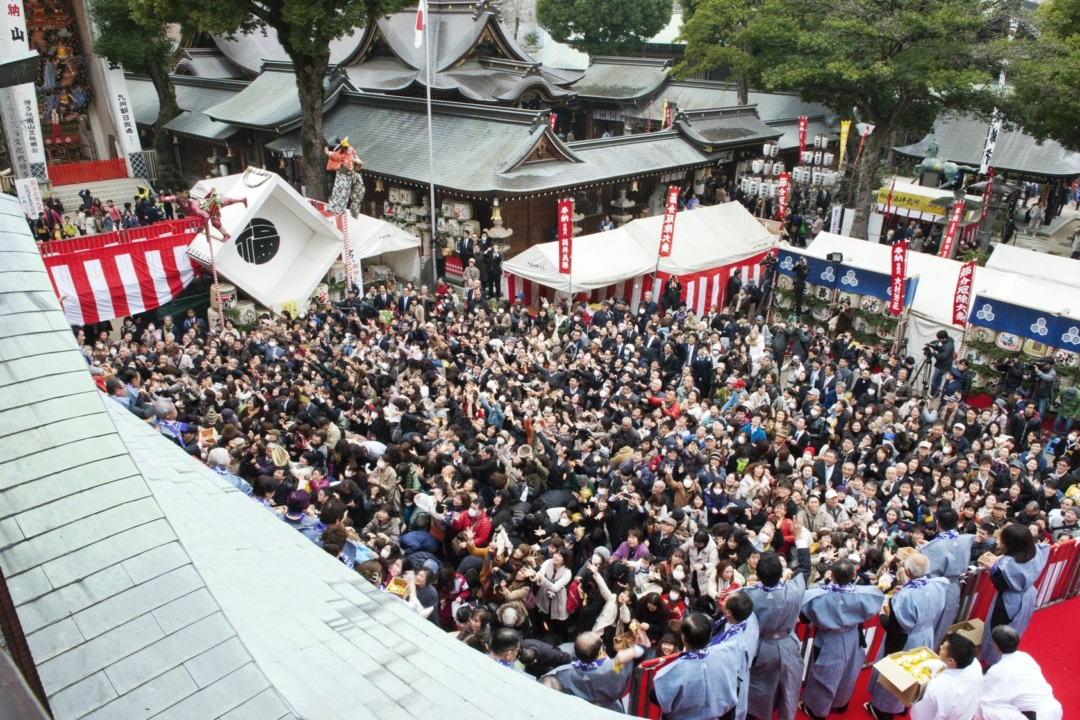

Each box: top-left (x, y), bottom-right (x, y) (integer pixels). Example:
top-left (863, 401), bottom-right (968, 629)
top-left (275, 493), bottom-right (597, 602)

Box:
top-left (654, 642), bottom-right (742, 720)
top-left (547, 657), bottom-right (634, 712)
top-left (979, 544), bottom-right (1050, 666)
top-left (867, 576), bottom-right (950, 715)
top-left (708, 613), bottom-right (759, 720)
top-left (800, 584), bottom-right (884, 718)
top-left (921, 531), bottom-right (976, 647)
top-left (743, 574), bottom-right (807, 720)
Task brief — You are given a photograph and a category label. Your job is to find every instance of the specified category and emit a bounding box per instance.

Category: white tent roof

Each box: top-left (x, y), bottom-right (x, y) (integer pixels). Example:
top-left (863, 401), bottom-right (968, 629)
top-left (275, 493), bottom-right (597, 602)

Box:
top-left (343, 211), bottom-right (421, 260)
top-left (187, 170), bottom-right (343, 309)
top-left (805, 234), bottom-right (1080, 348)
top-left (984, 243), bottom-right (1080, 290)
top-left (503, 202), bottom-right (777, 292)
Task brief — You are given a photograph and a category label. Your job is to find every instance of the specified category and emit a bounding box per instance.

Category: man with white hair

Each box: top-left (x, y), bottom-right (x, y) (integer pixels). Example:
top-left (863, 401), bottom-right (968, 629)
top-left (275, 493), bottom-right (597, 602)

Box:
top-left (976, 625), bottom-right (1062, 720)
top-left (207, 447), bottom-right (253, 496)
top-left (864, 552), bottom-right (951, 720)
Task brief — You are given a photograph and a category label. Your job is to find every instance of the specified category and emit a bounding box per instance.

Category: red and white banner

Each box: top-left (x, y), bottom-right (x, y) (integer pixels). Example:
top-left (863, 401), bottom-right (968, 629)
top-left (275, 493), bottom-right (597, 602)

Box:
top-left (952, 260), bottom-right (976, 326)
top-left (853, 123), bottom-right (875, 167)
top-left (777, 173), bottom-right (790, 219)
top-left (548, 112), bottom-right (557, 131)
top-left (883, 176), bottom-right (896, 217)
top-left (889, 239), bottom-right (907, 316)
top-left (798, 116), bottom-right (808, 156)
top-left (662, 100), bottom-right (672, 130)
top-left (557, 199), bottom-right (573, 274)
top-left (659, 186), bottom-right (680, 257)
top-left (939, 201), bottom-right (965, 258)
top-left (43, 232), bottom-right (201, 326)
top-left (980, 167), bottom-right (994, 224)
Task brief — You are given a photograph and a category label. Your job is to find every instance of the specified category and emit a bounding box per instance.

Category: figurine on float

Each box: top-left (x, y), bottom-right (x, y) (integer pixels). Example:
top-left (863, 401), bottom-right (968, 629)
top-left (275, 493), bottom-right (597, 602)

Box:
top-left (160, 189), bottom-right (248, 240)
top-left (324, 137), bottom-right (365, 218)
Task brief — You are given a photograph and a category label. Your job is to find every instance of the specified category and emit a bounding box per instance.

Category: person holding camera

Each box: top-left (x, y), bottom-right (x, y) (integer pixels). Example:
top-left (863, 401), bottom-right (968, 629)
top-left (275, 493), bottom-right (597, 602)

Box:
top-left (927, 330), bottom-right (955, 397)
top-left (1031, 358), bottom-right (1057, 420)
top-left (792, 257), bottom-right (810, 316)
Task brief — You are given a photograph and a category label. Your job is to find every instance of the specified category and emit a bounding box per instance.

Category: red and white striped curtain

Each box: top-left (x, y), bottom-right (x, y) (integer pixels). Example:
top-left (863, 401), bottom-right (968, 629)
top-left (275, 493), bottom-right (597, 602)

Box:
top-left (43, 234), bottom-right (202, 327)
top-left (504, 251), bottom-right (768, 316)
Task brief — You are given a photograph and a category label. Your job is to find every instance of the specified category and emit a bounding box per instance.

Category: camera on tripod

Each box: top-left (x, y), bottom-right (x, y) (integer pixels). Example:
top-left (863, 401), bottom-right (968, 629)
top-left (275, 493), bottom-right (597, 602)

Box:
top-left (923, 340), bottom-right (941, 358)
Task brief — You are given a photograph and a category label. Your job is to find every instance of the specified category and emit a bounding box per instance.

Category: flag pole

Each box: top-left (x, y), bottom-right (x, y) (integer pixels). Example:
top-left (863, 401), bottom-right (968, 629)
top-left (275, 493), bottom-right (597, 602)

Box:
top-left (423, 1), bottom-right (438, 292)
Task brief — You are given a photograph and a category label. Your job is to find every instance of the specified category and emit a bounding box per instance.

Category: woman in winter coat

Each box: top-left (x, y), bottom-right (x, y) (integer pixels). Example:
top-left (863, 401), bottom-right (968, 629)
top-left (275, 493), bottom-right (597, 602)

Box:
top-left (533, 547), bottom-right (573, 635)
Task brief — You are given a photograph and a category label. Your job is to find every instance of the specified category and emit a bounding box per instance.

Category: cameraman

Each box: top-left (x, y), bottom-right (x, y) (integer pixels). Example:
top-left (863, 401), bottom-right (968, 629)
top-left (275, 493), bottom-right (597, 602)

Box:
top-left (928, 330), bottom-right (955, 397)
top-left (995, 356), bottom-right (1026, 399)
top-left (793, 257), bottom-right (810, 316)
top-left (1032, 358), bottom-right (1057, 419)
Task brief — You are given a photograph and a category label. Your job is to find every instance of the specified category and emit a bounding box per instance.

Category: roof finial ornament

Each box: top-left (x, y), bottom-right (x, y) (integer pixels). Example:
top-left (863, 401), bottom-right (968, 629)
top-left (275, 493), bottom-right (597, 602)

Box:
top-left (472, 0), bottom-right (503, 21)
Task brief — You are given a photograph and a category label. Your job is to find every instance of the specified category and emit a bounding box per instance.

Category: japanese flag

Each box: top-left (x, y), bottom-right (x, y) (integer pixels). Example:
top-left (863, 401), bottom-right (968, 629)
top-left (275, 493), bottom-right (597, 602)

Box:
top-left (414, 0), bottom-right (426, 48)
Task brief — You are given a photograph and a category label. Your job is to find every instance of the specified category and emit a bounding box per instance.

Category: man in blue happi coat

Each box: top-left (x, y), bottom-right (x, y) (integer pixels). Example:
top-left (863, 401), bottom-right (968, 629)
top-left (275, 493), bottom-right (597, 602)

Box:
top-left (798, 559), bottom-right (884, 720)
top-left (919, 507), bottom-right (976, 648)
top-left (709, 591), bottom-right (758, 720)
top-left (864, 552), bottom-right (950, 720)
top-left (742, 523), bottom-right (812, 720)
top-left (655, 612), bottom-right (743, 720)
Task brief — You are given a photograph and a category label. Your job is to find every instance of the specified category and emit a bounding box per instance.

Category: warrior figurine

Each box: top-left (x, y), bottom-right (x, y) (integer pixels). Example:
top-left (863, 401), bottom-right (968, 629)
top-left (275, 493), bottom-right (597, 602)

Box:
top-left (324, 137), bottom-right (365, 218)
top-left (198, 188), bottom-right (248, 240)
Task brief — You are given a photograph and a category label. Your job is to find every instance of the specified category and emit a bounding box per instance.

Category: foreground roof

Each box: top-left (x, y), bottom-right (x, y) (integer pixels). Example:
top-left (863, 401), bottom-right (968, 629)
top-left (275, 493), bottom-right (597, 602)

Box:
top-left (893, 113), bottom-right (1080, 178)
top-left (0, 193), bottom-right (291, 719)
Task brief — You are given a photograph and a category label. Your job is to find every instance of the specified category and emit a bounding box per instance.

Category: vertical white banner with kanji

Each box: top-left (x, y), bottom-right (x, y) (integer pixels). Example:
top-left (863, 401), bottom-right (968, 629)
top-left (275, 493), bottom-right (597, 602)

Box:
top-left (101, 61), bottom-right (148, 178)
top-left (0, 0), bottom-right (48, 182)
top-left (659, 186), bottom-right (679, 257)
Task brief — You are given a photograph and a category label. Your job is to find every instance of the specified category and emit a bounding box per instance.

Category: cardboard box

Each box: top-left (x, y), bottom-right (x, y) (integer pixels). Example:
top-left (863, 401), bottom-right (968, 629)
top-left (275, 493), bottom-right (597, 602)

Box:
top-left (948, 618), bottom-right (984, 646)
top-left (873, 647), bottom-right (943, 707)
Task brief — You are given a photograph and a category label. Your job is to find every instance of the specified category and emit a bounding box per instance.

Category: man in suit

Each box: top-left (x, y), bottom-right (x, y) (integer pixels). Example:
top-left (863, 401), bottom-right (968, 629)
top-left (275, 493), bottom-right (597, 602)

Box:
top-left (812, 448), bottom-right (840, 489)
top-left (373, 284), bottom-right (394, 311)
top-left (465, 280), bottom-right (484, 314)
top-left (396, 286), bottom-right (415, 316)
top-left (458, 232), bottom-right (476, 267)
top-left (691, 345), bottom-right (715, 397)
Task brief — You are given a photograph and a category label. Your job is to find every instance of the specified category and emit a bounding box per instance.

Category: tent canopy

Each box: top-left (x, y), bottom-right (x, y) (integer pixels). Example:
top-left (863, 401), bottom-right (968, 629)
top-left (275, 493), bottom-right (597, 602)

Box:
top-left (984, 243), bottom-right (1080, 290)
top-left (344, 211), bottom-right (421, 260)
top-left (503, 202), bottom-right (777, 293)
top-left (805, 234), bottom-right (1080, 349)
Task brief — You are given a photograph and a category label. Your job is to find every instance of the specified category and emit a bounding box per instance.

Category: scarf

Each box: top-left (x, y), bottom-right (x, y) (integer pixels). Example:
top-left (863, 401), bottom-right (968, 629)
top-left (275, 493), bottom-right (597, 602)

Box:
top-left (493, 657), bottom-right (516, 669)
top-left (902, 577), bottom-right (929, 590)
top-left (753, 582), bottom-right (784, 593)
top-left (681, 647), bottom-right (710, 660)
top-left (936, 529), bottom-right (960, 540)
top-left (571, 658), bottom-right (605, 672)
top-left (821, 582), bottom-right (856, 594)
top-left (714, 620), bottom-right (746, 644)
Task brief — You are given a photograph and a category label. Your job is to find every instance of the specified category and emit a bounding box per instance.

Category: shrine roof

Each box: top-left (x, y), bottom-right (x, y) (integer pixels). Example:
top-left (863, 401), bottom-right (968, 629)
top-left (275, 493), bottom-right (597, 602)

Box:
top-left (894, 113), bottom-right (1080, 178)
top-left (265, 92), bottom-right (751, 194)
top-left (567, 57), bottom-right (672, 100)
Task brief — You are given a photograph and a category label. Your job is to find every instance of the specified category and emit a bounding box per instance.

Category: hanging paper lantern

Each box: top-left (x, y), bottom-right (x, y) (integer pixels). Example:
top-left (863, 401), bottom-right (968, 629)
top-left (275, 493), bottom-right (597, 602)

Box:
top-left (823, 152), bottom-right (835, 166)
top-left (767, 180), bottom-right (778, 198)
top-left (747, 177), bottom-right (760, 195)
top-left (801, 151), bottom-right (814, 164)
top-left (762, 142), bottom-right (775, 157)
top-left (751, 158), bottom-right (765, 174)
top-left (741, 176), bottom-right (751, 194)
top-left (772, 162), bottom-right (785, 176)
top-left (811, 168), bottom-right (823, 186)
top-left (813, 151), bottom-right (823, 165)
top-left (793, 166), bottom-right (812, 184)
top-left (822, 170), bottom-right (839, 187)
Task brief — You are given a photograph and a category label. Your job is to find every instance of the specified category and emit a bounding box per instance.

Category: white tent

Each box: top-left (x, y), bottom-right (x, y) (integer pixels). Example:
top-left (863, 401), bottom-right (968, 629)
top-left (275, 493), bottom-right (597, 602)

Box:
top-left (805, 234), bottom-right (1080, 350)
top-left (984, 243), bottom-right (1080, 290)
top-left (341, 211), bottom-right (422, 286)
top-left (186, 169), bottom-right (343, 310)
top-left (503, 202), bottom-right (777, 306)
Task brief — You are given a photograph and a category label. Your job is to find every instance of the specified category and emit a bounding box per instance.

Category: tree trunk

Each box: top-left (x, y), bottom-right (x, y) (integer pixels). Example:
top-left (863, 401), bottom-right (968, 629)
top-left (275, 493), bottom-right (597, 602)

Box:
top-left (737, 75), bottom-right (748, 106)
top-left (294, 53), bottom-right (331, 201)
top-left (849, 125), bottom-right (889, 241)
top-left (144, 50), bottom-right (183, 189)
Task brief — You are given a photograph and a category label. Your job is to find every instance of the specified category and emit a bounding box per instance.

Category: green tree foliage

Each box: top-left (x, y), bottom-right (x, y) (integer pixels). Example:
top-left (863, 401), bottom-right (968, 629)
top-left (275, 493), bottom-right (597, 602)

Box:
top-left (133, 0), bottom-right (409, 200)
top-left (673, 0), bottom-right (768, 104)
top-left (1004, 0), bottom-right (1080, 150)
top-left (537, 0), bottom-right (674, 56)
top-left (88, 0), bottom-right (183, 187)
top-left (752, 0), bottom-right (1003, 239)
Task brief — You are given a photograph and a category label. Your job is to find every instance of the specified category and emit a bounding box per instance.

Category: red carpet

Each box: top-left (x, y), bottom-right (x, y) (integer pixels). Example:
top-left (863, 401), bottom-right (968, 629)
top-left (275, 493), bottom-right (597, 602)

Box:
top-left (794, 597), bottom-right (1080, 719)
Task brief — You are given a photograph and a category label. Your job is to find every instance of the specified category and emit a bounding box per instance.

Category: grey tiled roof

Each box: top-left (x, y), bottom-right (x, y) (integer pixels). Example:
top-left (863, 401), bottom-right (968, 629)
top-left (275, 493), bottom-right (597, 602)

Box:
top-left (0, 193), bottom-right (292, 720)
top-left (893, 112), bottom-right (1080, 178)
top-left (103, 397), bottom-right (623, 720)
top-left (126, 75), bottom-right (246, 141)
top-left (675, 107), bottom-right (781, 148)
top-left (203, 69), bottom-right (350, 132)
top-left (568, 57), bottom-right (671, 100)
top-left (174, 50), bottom-right (246, 80)
top-left (770, 116), bottom-right (836, 151)
top-left (211, 26), bottom-right (365, 77)
top-left (622, 80), bottom-right (835, 125)
top-left (266, 92), bottom-right (733, 194)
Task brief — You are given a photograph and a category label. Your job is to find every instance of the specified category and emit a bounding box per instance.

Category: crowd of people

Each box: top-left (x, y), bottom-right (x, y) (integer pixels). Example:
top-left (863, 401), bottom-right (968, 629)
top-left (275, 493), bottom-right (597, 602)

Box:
top-left (80, 260), bottom-right (1073, 720)
top-left (27, 186), bottom-right (175, 243)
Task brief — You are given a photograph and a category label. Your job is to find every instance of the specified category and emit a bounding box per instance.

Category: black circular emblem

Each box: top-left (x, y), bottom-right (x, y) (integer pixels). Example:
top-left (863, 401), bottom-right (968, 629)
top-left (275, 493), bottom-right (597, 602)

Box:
top-left (235, 218), bottom-right (280, 265)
